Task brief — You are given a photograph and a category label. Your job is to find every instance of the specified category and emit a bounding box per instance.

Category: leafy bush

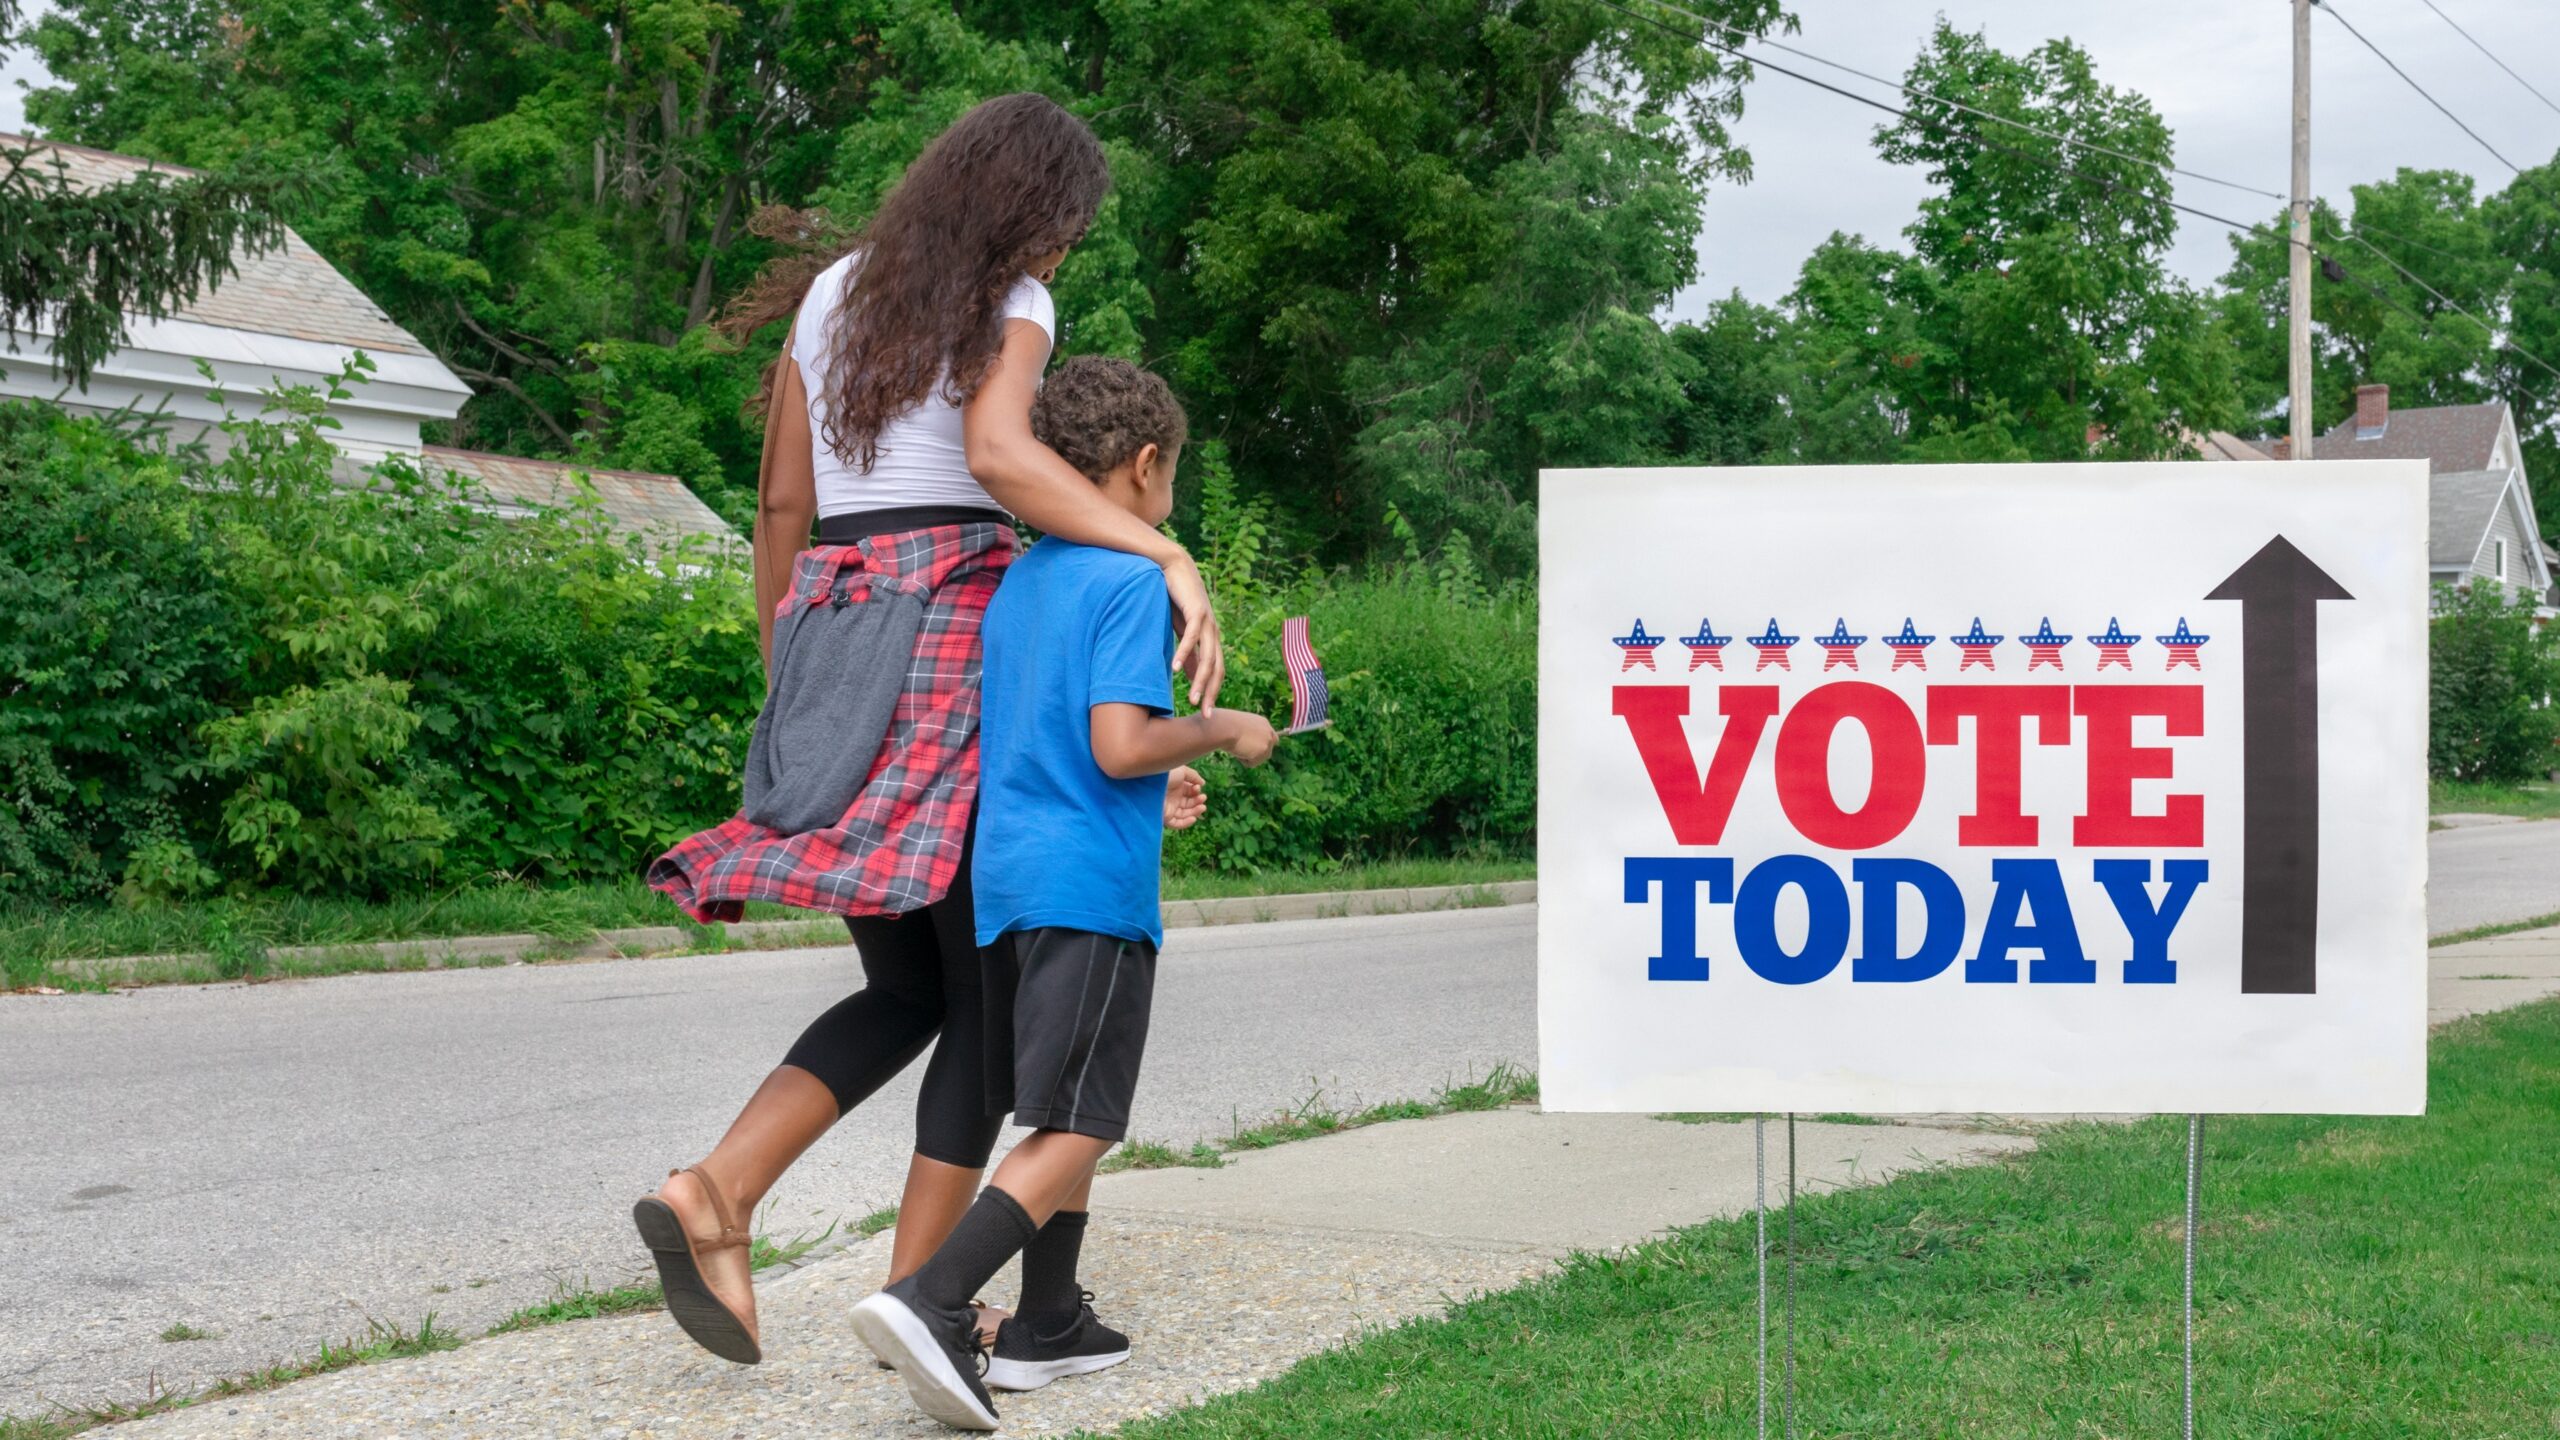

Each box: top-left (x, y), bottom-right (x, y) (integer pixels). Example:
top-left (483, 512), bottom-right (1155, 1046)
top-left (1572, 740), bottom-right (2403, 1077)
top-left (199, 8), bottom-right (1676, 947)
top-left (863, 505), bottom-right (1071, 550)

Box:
top-left (0, 403), bottom-right (241, 900)
top-left (1161, 454), bottom-right (1536, 875)
top-left (2429, 581), bottom-right (2560, 783)
top-left (0, 378), bottom-right (760, 903)
top-left (2, 380), bottom-right (1532, 906)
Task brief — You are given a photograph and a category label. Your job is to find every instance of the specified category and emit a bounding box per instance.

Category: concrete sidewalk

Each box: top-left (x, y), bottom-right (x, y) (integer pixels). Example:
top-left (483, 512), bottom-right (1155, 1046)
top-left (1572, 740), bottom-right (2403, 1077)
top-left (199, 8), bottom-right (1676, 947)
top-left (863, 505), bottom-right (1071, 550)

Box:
top-left (2427, 922), bottom-right (2560, 1024)
top-left (98, 1114), bottom-right (2030, 1440)
top-left (78, 923), bottom-right (2560, 1440)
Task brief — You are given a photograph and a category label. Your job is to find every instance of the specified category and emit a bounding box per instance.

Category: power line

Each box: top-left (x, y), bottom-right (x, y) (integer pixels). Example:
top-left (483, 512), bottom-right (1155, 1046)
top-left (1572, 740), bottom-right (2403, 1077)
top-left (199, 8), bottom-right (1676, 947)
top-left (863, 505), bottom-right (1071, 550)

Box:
top-left (1627, 0), bottom-right (2287, 201)
top-left (2346, 219), bottom-right (2479, 269)
top-left (2409, 0), bottom-right (2560, 122)
top-left (1604, 0), bottom-right (2252, 243)
top-left (2312, 0), bottom-right (2520, 173)
top-left (1596, 0), bottom-right (2560, 386)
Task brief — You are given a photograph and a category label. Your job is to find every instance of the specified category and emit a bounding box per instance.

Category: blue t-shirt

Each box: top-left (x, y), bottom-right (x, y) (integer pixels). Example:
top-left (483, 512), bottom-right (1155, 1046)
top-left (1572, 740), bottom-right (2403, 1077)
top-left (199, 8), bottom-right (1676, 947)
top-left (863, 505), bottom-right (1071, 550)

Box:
top-left (973, 539), bottom-right (1174, 947)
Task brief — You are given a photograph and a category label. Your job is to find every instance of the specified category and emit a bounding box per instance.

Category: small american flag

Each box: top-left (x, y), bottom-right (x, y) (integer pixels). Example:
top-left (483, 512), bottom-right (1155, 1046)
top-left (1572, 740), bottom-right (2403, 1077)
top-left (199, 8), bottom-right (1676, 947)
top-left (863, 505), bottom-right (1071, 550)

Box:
top-left (1281, 615), bottom-right (1330, 734)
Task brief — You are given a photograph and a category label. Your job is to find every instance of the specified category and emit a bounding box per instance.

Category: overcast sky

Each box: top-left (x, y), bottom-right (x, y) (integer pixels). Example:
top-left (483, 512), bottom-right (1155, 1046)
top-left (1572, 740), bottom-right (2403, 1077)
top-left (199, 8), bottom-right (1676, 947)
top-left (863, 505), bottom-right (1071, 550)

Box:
top-left (8, 0), bottom-right (2556, 317)
top-left (1675, 0), bottom-right (2560, 318)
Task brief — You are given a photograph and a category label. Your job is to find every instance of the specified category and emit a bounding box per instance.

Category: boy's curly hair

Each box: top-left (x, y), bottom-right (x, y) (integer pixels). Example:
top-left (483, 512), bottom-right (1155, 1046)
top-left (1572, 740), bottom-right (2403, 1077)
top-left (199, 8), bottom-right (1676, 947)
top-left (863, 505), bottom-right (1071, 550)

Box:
top-left (1030, 356), bottom-right (1188, 483)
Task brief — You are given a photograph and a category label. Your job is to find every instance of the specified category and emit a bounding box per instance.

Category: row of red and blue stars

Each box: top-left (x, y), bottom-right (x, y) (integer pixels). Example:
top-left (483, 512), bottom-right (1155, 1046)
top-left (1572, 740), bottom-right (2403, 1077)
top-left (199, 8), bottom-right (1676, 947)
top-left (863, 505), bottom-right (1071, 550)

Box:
top-left (1613, 617), bottom-right (2212, 672)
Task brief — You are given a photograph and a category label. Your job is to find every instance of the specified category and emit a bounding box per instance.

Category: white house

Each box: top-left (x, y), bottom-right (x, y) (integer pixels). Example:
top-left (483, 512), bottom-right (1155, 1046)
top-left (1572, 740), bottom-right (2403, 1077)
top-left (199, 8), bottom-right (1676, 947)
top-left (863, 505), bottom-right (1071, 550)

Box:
top-left (1, 134), bottom-right (732, 545)
top-left (2199, 384), bottom-right (2554, 614)
top-left (2321, 386), bottom-right (2551, 612)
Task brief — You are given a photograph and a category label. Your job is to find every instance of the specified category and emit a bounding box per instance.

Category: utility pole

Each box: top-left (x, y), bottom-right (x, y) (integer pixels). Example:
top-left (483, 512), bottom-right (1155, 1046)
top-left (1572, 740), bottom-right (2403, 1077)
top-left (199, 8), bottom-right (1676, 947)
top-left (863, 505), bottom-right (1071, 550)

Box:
top-left (2290, 0), bottom-right (2314, 460)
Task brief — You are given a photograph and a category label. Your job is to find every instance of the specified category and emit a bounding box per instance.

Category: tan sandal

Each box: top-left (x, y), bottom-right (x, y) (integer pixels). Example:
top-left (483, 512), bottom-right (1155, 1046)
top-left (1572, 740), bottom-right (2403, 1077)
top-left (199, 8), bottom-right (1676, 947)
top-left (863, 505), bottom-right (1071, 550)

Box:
top-left (632, 1164), bottom-right (761, 1364)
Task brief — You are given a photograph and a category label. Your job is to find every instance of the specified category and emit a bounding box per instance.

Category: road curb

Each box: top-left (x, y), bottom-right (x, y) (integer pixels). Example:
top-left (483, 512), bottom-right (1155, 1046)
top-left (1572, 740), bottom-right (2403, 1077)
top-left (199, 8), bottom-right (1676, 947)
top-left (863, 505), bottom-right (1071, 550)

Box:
top-left (43, 879), bottom-right (1537, 987)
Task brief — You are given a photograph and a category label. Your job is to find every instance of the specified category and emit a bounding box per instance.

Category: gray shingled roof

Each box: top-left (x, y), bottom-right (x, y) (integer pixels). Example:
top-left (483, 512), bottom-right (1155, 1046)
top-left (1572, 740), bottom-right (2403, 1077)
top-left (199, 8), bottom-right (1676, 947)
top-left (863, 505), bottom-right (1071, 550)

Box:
top-left (8, 134), bottom-right (430, 357)
top-left (2428, 469), bottom-right (2513, 569)
top-left (423, 447), bottom-right (734, 543)
top-left (2197, 430), bottom-right (2273, 461)
top-left (2319, 400), bottom-right (2506, 473)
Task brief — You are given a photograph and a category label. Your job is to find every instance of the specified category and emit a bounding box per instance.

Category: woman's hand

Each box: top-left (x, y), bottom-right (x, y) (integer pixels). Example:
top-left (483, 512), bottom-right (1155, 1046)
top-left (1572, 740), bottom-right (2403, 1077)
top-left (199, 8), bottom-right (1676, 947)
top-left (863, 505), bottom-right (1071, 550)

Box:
top-left (1162, 552), bottom-right (1225, 713)
top-left (1164, 766), bottom-right (1207, 831)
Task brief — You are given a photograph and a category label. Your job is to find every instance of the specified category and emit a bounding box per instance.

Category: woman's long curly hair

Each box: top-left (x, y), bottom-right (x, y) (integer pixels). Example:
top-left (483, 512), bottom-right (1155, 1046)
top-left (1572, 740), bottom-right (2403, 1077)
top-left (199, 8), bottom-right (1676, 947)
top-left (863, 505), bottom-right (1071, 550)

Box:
top-left (717, 93), bottom-right (1109, 467)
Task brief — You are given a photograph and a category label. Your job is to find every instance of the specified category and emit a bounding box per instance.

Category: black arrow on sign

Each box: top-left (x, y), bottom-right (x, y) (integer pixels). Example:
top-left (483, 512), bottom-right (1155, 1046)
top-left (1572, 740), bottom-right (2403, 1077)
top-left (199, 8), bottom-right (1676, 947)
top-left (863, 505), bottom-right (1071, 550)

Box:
top-left (2205, 535), bottom-right (2353, 994)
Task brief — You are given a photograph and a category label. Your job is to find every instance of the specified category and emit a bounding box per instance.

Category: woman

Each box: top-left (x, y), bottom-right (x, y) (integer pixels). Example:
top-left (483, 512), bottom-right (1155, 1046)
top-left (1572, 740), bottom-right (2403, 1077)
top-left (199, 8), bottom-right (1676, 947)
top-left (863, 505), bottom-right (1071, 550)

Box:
top-left (636, 93), bottom-right (1221, 1365)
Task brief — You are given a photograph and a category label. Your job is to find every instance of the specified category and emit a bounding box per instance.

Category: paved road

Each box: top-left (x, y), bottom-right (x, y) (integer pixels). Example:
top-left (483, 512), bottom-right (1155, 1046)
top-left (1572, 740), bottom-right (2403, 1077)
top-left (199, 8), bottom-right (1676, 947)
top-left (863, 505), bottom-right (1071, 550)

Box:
top-left (3, 822), bottom-right (2552, 1419)
top-left (2425, 819), bottom-right (2560, 934)
top-left (0, 907), bottom-right (1537, 1417)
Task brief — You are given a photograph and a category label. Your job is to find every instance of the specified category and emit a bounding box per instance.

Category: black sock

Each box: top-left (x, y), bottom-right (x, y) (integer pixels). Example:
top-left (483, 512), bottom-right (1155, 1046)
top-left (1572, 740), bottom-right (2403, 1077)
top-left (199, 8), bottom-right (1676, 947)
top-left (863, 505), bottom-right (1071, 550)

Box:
top-left (1017, 1209), bottom-right (1089, 1324)
top-left (910, 1187), bottom-right (1039, 1313)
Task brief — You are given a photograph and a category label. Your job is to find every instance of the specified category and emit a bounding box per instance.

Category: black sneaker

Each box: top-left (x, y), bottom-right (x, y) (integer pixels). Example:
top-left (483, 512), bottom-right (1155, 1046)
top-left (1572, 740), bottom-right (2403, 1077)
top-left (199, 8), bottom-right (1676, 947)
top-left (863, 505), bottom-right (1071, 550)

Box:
top-left (850, 1277), bottom-right (1000, 1431)
top-left (984, 1292), bottom-right (1132, 1392)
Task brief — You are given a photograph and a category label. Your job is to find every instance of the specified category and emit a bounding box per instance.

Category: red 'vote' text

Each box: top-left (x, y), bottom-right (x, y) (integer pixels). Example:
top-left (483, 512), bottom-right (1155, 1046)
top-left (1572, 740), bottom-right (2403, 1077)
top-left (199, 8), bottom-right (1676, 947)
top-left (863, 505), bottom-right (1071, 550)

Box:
top-left (1610, 682), bottom-right (2205, 850)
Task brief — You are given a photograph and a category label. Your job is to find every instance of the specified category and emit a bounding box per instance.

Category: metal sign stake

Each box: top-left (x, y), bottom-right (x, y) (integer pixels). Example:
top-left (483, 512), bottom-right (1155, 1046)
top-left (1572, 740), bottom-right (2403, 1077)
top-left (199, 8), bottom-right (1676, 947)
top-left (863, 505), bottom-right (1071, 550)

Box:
top-left (1755, 1115), bottom-right (1769, 1440)
top-left (1785, 1113), bottom-right (1799, 1440)
top-left (2185, 1114), bottom-right (2204, 1440)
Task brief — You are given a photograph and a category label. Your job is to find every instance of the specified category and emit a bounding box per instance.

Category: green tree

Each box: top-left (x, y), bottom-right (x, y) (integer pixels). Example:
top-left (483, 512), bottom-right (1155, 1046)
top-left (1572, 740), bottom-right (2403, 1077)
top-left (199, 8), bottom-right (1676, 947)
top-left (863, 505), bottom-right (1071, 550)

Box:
top-left (2215, 169), bottom-right (2505, 440)
top-left (2488, 159), bottom-right (2560, 534)
top-left (26, 0), bottom-right (1791, 557)
top-left (2208, 159), bottom-right (2560, 542)
top-left (958, 0), bottom-right (1788, 568)
top-left (1761, 23), bottom-right (2237, 465)
top-left (1666, 293), bottom-right (1793, 466)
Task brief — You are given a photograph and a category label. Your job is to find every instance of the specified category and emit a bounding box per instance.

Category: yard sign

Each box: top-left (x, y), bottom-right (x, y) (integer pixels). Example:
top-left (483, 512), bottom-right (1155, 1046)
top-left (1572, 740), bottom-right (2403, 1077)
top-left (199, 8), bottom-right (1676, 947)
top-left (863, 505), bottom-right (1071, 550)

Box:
top-left (1538, 463), bottom-right (2429, 1116)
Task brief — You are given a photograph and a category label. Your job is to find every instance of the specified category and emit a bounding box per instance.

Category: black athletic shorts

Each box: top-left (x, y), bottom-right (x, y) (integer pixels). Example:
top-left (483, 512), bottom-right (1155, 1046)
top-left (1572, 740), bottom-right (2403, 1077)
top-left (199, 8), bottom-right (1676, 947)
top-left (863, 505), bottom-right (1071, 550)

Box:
top-left (986, 927), bottom-right (1157, 1143)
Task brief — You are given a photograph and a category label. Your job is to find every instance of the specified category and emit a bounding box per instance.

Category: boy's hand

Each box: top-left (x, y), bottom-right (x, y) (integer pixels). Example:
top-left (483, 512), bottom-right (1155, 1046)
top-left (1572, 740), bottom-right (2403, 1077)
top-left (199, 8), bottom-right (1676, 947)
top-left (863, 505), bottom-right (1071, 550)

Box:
top-left (1165, 766), bottom-right (1207, 830)
top-left (1221, 712), bottom-right (1279, 768)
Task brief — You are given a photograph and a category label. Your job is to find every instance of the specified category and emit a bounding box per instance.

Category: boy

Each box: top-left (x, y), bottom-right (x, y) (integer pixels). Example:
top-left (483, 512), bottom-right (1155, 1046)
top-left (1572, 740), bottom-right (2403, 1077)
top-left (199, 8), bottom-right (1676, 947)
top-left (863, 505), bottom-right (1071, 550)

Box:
top-left (851, 357), bottom-right (1278, 1431)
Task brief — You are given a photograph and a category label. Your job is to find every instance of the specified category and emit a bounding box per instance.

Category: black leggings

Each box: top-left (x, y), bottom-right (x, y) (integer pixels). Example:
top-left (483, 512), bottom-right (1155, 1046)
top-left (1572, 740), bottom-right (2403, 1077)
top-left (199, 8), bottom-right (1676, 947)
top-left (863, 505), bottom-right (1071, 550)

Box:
top-left (780, 839), bottom-right (1003, 1169)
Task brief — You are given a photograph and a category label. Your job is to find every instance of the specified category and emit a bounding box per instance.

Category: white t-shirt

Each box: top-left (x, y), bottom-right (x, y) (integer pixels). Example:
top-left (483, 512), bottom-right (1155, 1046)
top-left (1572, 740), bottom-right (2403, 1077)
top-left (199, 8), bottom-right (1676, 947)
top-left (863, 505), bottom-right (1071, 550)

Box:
top-left (790, 252), bottom-right (1056, 517)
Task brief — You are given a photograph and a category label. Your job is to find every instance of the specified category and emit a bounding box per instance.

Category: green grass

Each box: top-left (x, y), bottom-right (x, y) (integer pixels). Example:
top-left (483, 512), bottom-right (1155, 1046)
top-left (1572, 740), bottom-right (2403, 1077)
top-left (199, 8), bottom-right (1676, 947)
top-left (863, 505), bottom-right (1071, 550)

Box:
top-left (154, 1323), bottom-right (215, 1343)
top-left (0, 1314), bottom-right (464, 1440)
top-left (0, 876), bottom-right (780, 966)
top-left (5, 858), bottom-right (1535, 991)
top-left (1087, 1000), bottom-right (2560, 1440)
top-left (1158, 856), bottom-right (1532, 902)
top-left (2429, 908), bottom-right (2560, 947)
top-left (1104, 1063), bottom-right (1539, 1174)
top-left (486, 1279), bottom-right (665, 1335)
top-left (2429, 777), bottom-right (2560, 820)
top-left (1099, 1139), bottom-right (1229, 1174)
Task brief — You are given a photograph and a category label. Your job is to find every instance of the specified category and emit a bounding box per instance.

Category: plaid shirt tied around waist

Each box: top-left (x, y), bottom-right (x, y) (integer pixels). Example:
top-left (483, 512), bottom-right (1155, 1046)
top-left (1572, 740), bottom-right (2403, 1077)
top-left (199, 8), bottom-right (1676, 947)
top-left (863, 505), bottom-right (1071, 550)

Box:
top-left (649, 522), bottom-right (1017, 921)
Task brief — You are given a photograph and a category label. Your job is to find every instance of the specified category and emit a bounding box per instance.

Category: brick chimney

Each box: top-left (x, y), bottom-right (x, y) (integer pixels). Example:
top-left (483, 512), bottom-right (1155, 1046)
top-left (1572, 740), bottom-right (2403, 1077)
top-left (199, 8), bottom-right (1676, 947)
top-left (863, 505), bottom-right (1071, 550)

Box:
top-left (2271, 435), bottom-right (2291, 461)
top-left (2354, 383), bottom-right (2389, 439)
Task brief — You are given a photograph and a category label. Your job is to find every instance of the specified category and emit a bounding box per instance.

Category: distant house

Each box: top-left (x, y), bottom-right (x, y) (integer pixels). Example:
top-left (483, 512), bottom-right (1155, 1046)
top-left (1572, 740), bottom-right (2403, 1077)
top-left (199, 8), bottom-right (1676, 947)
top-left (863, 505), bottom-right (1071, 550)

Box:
top-left (2198, 385), bottom-right (2554, 614)
top-left (2195, 430), bottom-right (2275, 463)
top-left (0, 135), bottom-right (732, 548)
top-left (2321, 386), bottom-right (2550, 611)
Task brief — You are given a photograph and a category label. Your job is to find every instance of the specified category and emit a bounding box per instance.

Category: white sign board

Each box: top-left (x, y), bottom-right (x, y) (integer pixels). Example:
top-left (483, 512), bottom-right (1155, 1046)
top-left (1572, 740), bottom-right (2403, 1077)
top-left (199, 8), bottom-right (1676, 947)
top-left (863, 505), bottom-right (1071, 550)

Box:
top-left (1538, 463), bottom-right (2429, 1116)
